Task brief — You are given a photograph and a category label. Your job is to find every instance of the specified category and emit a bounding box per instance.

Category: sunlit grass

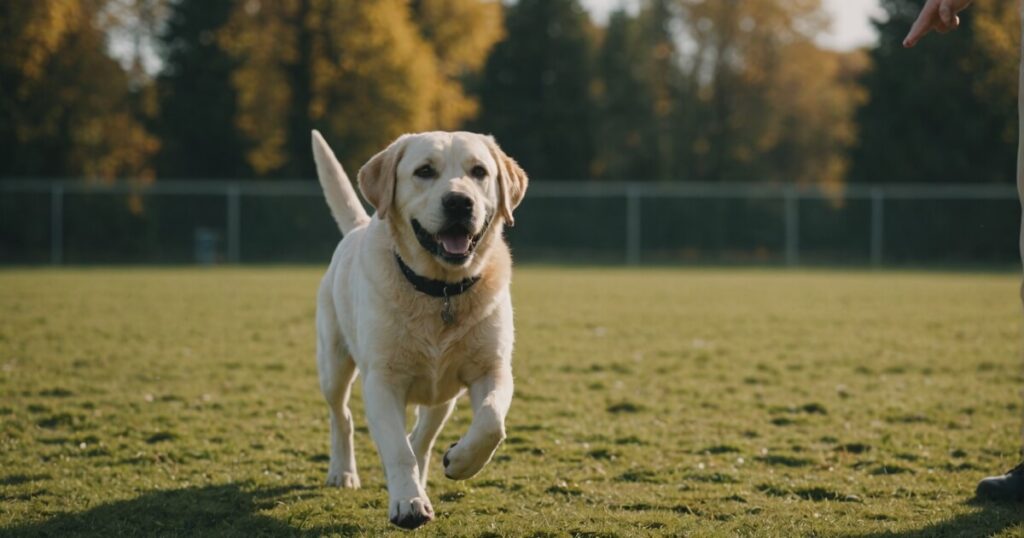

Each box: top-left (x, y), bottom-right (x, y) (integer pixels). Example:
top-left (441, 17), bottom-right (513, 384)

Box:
top-left (1, 267), bottom-right (1022, 536)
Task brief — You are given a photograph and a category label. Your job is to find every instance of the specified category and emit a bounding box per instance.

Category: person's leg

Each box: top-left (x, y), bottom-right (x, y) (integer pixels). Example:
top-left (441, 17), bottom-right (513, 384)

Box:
top-left (974, 2), bottom-right (1024, 502)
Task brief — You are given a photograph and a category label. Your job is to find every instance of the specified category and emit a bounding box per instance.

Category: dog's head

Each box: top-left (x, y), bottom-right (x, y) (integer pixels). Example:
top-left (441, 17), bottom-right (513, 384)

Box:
top-left (358, 132), bottom-right (527, 268)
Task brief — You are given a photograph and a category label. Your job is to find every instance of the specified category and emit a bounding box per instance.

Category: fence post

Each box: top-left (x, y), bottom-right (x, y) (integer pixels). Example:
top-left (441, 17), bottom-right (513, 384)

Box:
top-left (50, 183), bottom-right (64, 265)
top-left (870, 187), bottom-right (884, 268)
top-left (227, 184), bottom-right (241, 263)
top-left (784, 186), bottom-right (799, 266)
top-left (625, 186), bottom-right (641, 266)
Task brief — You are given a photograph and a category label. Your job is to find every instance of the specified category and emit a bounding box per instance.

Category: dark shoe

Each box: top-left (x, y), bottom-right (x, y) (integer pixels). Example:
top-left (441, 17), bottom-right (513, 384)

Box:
top-left (975, 461), bottom-right (1024, 502)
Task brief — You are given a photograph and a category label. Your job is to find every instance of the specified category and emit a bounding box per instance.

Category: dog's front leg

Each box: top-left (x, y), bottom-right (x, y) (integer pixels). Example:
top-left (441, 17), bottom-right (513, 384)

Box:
top-left (443, 366), bottom-right (512, 480)
top-left (362, 371), bottom-right (433, 529)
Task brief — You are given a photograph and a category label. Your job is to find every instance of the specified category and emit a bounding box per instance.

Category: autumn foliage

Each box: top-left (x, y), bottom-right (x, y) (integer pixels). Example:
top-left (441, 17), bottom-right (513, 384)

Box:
top-left (0, 0), bottom-right (1018, 185)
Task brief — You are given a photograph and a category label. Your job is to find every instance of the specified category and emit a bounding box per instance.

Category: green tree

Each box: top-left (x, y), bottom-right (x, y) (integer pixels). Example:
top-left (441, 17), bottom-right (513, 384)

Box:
top-left (156, 0), bottom-right (250, 179)
top-left (593, 2), bottom-right (681, 181)
top-left (641, 0), bottom-right (684, 181)
top-left (850, 0), bottom-right (1018, 184)
top-left (476, 0), bottom-right (596, 180)
top-left (594, 10), bottom-right (656, 180)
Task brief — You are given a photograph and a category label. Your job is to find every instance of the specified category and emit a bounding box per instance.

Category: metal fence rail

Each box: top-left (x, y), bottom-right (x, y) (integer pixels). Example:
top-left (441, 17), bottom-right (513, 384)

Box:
top-left (0, 180), bottom-right (1019, 266)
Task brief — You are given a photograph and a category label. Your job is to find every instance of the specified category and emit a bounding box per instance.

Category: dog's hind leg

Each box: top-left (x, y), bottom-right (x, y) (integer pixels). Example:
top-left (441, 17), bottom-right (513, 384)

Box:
top-left (317, 301), bottom-right (360, 488)
top-left (409, 399), bottom-right (457, 488)
top-left (322, 353), bottom-right (359, 488)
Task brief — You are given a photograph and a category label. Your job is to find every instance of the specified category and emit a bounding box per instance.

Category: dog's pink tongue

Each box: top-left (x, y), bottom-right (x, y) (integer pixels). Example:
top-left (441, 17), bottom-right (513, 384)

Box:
top-left (440, 234), bottom-right (471, 255)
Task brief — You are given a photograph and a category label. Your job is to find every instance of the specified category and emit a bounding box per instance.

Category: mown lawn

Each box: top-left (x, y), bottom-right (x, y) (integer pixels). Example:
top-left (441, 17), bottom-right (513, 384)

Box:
top-left (0, 267), bottom-right (1022, 537)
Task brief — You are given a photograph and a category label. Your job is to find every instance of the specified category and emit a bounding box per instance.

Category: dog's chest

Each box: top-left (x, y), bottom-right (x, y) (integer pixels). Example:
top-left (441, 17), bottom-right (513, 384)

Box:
top-left (387, 302), bottom-right (493, 405)
top-left (393, 332), bottom-right (478, 405)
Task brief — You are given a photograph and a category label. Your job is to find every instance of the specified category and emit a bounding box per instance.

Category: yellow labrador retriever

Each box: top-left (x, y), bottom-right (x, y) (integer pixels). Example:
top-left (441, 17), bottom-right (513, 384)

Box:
top-left (311, 130), bottom-right (527, 529)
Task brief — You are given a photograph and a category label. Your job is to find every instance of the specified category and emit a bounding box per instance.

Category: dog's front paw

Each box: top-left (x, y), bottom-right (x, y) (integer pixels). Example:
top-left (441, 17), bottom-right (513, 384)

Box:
top-left (325, 470), bottom-right (360, 489)
top-left (443, 438), bottom-right (500, 480)
top-left (389, 495), bottom-right (434, 529)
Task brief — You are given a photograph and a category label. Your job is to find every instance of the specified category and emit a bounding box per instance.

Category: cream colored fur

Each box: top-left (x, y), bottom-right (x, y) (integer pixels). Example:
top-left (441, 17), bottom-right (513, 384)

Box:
top-left (311, 130), bottom-right (527, 529)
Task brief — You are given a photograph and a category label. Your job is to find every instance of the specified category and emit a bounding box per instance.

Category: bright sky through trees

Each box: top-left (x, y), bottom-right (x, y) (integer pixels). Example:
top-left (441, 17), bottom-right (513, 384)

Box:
top-left (581, 0), bottom-right (884, 50)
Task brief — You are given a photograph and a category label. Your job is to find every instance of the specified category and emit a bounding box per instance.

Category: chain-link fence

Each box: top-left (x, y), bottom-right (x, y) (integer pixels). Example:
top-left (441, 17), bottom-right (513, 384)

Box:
top-left (1, 180), bottom-right (1019, 267)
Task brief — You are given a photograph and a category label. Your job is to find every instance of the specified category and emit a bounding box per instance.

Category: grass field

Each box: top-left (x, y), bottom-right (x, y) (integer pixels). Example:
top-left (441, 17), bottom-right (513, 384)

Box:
top-left (1, 267), bottom-right (1022, 537)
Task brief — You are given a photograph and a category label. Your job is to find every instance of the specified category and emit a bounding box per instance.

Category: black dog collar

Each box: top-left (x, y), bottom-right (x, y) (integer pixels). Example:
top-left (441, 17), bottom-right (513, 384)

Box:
top-left (394, 253), bottom-right (481, 299)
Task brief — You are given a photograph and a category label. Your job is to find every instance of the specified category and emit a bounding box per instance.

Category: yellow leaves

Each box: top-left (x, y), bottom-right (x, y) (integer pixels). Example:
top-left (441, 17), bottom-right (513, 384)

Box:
top-left (322, 0), bottom-right (438, 162)
top-left (228, 50), bottom-right (292, 174)
top-left (0, 1), bottom-right (83, 87)
top-left (1, 0), bottom-right (158, 181)
top-left (73, 112), bottom-right (160, 182)
top-left (221, 0), bottom-right (502, 176)
top-left (761, 44), bottom-right (867, 185)
top-left (413, 0), bottom-right (504, 74)
top-left (220, 0), bottom-right (303, 174)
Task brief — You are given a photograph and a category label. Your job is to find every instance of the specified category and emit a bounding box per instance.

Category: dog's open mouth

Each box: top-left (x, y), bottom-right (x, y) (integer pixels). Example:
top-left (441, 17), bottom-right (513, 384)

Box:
top-left (438, 223), bottom-right (474, 256)
top-left (411, 219), bottom-right (487, 264)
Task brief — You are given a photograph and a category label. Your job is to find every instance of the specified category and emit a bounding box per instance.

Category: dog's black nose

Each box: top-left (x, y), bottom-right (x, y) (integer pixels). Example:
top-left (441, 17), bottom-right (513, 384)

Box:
top-left (442, 193), bottom-right (474, 219)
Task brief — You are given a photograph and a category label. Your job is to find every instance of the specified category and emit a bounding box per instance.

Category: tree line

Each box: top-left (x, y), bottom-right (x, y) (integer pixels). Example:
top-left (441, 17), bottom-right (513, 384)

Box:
top-left (0, 0), bottom-right (1018, 185)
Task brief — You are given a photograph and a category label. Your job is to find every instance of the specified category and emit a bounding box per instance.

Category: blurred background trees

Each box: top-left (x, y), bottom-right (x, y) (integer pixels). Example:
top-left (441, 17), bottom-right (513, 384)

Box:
top-left (0, 0), bottom-right (160, 181)
top-left (851, 0), bottom-right (1019, 184)
top-left (0, 0), bottom-right (1018, 184)
top-left (156, 0), bottom-right (249, 179)
top-left (475, 0), bottom-right (596, 181)
top-left (219, 0), bottom-right (503, 177)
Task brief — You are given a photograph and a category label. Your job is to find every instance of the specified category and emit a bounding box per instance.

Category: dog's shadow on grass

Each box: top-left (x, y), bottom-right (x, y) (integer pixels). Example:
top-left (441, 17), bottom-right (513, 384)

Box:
top-left (851, 498), bottom-right (1022, 538)
top-left (4, 483), bottom-right (361, 537)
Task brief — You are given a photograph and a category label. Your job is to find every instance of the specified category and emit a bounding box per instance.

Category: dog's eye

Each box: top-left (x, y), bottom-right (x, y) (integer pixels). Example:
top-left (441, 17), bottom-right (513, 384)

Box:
top-left (414, 164), bottom-right (437, 179)
top-left (470, 165), bottom-right (488, 180)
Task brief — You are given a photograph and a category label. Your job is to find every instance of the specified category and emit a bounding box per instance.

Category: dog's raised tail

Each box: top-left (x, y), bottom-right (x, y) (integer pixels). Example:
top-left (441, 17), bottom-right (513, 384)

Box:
top-left (312, 130), bottom-right (371, 235)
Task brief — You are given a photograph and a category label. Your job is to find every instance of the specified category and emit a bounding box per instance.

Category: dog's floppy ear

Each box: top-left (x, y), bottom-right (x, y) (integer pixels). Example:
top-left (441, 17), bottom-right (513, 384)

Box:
top-left (358, 135), bottom-right (408, 219)
top-left (484, 135), bottom-right (528, 227)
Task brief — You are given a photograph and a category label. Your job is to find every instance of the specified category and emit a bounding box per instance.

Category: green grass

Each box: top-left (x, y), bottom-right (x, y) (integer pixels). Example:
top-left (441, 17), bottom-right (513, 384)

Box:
top-left (1, 267), bottom-right (1022, 537)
